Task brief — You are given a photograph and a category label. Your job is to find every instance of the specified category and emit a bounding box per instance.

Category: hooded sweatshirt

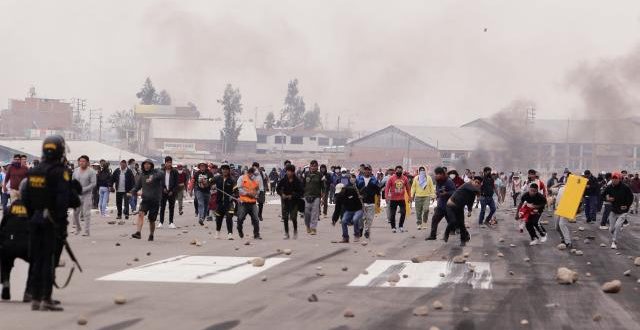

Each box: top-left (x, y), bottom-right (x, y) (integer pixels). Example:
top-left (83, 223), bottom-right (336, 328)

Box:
top-left (130, 160), bottom-right (164, 201)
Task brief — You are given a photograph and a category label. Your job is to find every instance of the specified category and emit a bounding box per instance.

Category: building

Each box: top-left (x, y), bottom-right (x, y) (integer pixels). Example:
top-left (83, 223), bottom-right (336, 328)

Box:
top-left (133, 104), bottom-right (201, 154)
top-left (0, 97), bottom-right (73, 139)
top-left (463, 118), bottom-right (640, 171)
top-left (0, 140), bottom-right (147, 164)
top-left (147, 118), bottom-right (257, 160)
top-left (256, 128), bottom-right (351, 154)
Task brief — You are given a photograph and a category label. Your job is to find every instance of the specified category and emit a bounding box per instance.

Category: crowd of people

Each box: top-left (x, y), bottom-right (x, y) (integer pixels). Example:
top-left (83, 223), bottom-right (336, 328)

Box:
top-left (0, 135), bottom-right (639, 311)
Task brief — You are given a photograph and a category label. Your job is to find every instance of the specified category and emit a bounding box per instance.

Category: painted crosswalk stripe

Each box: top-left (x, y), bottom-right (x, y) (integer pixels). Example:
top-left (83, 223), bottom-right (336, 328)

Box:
top-left (97, 255), bottom-right (289, 284)
top-left (348, 260), bottom-right (492, 289)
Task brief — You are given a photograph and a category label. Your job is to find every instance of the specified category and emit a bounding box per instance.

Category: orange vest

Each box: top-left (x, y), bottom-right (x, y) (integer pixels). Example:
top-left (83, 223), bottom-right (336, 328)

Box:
top-left (240, 175), bottom-right (259, 203)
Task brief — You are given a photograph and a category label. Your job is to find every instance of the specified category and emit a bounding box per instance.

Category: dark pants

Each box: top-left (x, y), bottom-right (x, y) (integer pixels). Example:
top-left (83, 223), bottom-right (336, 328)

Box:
top-left (1, 193), bottom-right (9, 210)
top-left (445, 205), bottom-right (469, 242)
top-left (215, 204), bottom-right (234, 234)
top-left (428, 207), bottom-right (449, 239)
top-left (115, 192), bottom-right (130, 218)
top-left (282, 200), bottom-right (299, 234)
top-left (525, 213), bottom-right (546, 240)
top-left (478, 196), bottom-right (496, 224)
top-left (601, 203), bottom-right (611, 226)
top-left (28, 221), bottom-right (56, 301)
top-left (388, 200), bottom-right (406, 229)
top-left (1, 242), bottom-right (31, 296)
top-left (237, 202), bottom-right (260, 238)
top-left (321, 192), bottom-right (329, 216)
top-left (160, 192), bottom-right (176, 224)
top-left (511, 192), bottom-right (519, 207)
top-left (92, 186), bottom-right (99, 209)
top-left (583, 195), bottom-right (598, 223)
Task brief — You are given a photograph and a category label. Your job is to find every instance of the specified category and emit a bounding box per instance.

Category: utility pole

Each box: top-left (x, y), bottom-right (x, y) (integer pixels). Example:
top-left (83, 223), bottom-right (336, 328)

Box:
top-left (71, 98), bottom-right (86, 139)
top-left (89, 108), bottom-right (103, 142)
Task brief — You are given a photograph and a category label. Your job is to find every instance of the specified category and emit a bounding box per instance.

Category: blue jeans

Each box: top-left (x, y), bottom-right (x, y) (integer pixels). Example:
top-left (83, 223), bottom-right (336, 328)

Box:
top-left (583, 195), bottom-right (598, 222)
top-left (195, 190), bottom-right (209, 220)
top-left (600, 203), bottom-right (611, 226)
top-left (478, 196), bottom-right (496, 224)
top-left (130, 194), bottom-right (138, 212)
top-left (1, 192), bottom-right (9, 210)
top-left (341, 210), bottom-right (363, 239)
top-left (98, 187), bottom-right (110, 216)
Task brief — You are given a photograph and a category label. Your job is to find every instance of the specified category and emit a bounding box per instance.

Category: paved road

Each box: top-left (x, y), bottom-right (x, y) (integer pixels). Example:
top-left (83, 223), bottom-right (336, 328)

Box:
top-left (1, 196), bottom-right (639, 330)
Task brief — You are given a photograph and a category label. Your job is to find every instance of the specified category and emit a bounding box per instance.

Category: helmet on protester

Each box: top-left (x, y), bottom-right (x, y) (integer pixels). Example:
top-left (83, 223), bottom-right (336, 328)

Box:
top-left (42, 135), bottom-right (66, 161)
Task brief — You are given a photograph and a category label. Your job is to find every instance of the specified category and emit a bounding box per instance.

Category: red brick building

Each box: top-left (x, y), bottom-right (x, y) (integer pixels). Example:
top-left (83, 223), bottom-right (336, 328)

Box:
top-left (0, 97), bottom-right (73, 138)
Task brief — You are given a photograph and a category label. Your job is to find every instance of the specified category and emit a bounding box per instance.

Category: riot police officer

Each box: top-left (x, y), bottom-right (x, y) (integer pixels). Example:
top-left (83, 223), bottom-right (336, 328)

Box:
top-left (22, 135), bottom-right (76, 311)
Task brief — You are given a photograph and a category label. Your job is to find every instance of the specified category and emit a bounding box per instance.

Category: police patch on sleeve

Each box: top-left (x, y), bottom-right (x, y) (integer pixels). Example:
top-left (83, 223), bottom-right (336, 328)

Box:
top-left (63, 171), bottom-right (70, 181)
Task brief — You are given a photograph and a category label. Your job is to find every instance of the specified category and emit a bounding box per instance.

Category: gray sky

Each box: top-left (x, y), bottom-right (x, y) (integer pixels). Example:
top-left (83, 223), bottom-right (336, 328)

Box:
top-left (1, 0), bottom-right (640, 130)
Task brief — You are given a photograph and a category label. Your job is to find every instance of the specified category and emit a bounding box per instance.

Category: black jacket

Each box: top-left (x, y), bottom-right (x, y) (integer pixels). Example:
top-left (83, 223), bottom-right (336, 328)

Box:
top-left (584, 175), bottom-right (600, 196)
top-left (111, 167), bottom-right (135, 192)
top-left (277, 176), bottom-right (304, 203)
top-left (0, 199), bottom-right (29, 252)
top-left (97, 168), bottom-right (112, 188)
top-left (162, 169), bottom-right (179, 194)
top-left (450, 182), bottom-right (480, 210)
top-left (215, 175), bottom-right (236, 207)
top-left (332, 186), bottom-right (363, 223)
top-left (602, 183), bottom-right (634, 214)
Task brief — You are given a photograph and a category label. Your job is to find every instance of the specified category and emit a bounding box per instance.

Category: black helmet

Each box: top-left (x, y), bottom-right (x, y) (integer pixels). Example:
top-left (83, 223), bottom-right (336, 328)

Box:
top-left (42, 135), bottom-right (66, 161)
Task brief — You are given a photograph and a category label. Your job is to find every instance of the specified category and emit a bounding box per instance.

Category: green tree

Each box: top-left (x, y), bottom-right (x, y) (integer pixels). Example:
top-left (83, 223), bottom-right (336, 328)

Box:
top-left (304, 103), bottom-right (322, 129)
top-left (217, 84), bottom-right (243, 153)
top-left (136, 77), bottom-right (158, 105)
top-left (281, 79), bottom-right (306, 127)
top-left (157, 89), bottom-right (172, 105)
top-left (264, 111), bottom-right (276, 129)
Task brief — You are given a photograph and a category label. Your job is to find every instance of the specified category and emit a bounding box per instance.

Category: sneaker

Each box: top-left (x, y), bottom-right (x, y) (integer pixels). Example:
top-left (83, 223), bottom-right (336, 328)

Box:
top-left (293, 231), bottom-right (298, 240)
top-left (310, 229), bottom-right (317, 235)
top-left (215, 231), bottom-right (220, 239)
top-left (169, 223), bottom-right (176, 229)
top-left (82, 232), bottom-right (90, 237)
top-left (157, 222), bottom-right (163, 229)
top-left (31, 300), bottom-right (41, 311)
top-left (227, 233), bottom-right (234, 240)
top-left (254, 235), bottom-right (263, 240)
top-left (284, 233), bottom-right (290, 240)
top-left (391, 229), bottom-right (397, 233)
top-left (116, 216), bottom-right (122, 220)
top-left (306, 227), bottom-right (311, 234)
top-left (40, 299), bottom-right (63, 311)
top-left (198, 218), bottom-right (204, 226)
top-left (125, 216), bottom-right (129, 220)
top-left (529, 239), bottom-right (539, 246)
top-left (2, 287), bottom-right (10, 301)
top-left (179, 211), bottom-right (184, 215)
top-left (599, 225), bottom-right (609, 230)
top-left (206, 216), bottom-right (213, 222)
top-left (131, 232), bottom-right (141, 239)
top-left (425, 236), bottom-right (436, 240)
top-left (148, 235), bottom-right (154, 241)
top-left (339, 238), bottom-right (349, 243)
top-left (540, 235), bottom-right (547, 243)
top-left (22, 292), bottom-right (32, 303)
top-left (399, 227), bottom-right (405, 233)
top-left (611, 242), bottom-right (617, 249)
top-left (364, 230), bottom-right (370, 239)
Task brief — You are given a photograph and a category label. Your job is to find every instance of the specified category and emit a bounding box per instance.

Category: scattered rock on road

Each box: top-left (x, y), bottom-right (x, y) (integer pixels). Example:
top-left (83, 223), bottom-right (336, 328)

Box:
top-left (114, 295), bottom-right (127, 305)
top-left (462, 307), bottom-right (470, 313)
top-left (602, 280), bottom-right (622, 293)
top-left (497, 252), bottom-right (504, 258)
top-left (593, 314), bottom-right (602, 322)
top-left (413, 305), bottom-right (429, 316)
top-left (453, 255), bottom-right (466, 264)
top-left (244, 241), bottom-right (251, 246)
top-left (411, 255), bottom-right (429, 263)
top-left (308, 294), bottom-right (318, 302)
top-left (521, 319), bottom-right (529, 325)
top-left (261, 276), bottom-right (267, 282)
top-left (600, 243), bottom-right (607, 247)
top-left (432, 300), bottom-right (443, 310)
top-left (439, 272), bottom-right (445, 277)
top-left (557, 243), bottom-right (567, 250)
top-left (509, 244), bottom-right (516, 248)
top-left (402, 274), bottom-right (409, 278)
top-left (376, 252), bottom-right (386, 257)
top-left (556, 267), bottom-right (578, 284)
top-left (77, 317), bottom-right (88, 326)
top-left (498, 237), bottom-right (505, 242)
top-left (361, 241), bottom-right (368, 246)
top-left (575, 250), bottom-right (584, 256)
top-left (586, 272), bottom-right (592, 277)
top-left (115, 242), bottom-right (121, 247)
top-left (388, 273), bottom-right (401, 283)
top-left (251, 257), bottom-right (266, 267)
top-left (283, 249), bottom-right (292, 255)
top-left (578, 226), bottom-right (585, 231)
top-left (634, 257), bottom-right (640, 266)
top-left (524, 257), bottom-right (530, 262)
top-left (343, 309), bottom-right (355, 318)
top-left (624, 270), bottom-right (631, 276)
top-left (342, 266), bottom-right (348, 272)
top-left (362, 270), bottom-right (369, 275)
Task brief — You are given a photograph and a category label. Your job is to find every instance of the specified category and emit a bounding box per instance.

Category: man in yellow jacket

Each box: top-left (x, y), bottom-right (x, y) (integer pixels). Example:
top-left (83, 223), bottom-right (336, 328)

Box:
top-left (411, 166), bottom-right (436, 230)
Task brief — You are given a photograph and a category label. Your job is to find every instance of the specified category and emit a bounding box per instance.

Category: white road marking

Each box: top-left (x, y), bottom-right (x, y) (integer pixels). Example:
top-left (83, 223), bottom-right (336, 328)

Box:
top-left (348, 260), bottom-right (492, 289)
top-left (97, 255), bottom-right (289, 284)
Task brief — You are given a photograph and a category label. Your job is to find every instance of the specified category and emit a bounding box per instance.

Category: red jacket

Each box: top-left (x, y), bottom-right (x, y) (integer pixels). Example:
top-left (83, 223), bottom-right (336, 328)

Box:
top-left (4, 164), bottom-right (28, 190)
top-left (385, 175), bottom-right (410, 201)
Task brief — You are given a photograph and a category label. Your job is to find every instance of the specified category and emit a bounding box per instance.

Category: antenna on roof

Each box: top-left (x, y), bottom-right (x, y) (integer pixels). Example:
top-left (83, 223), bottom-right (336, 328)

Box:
top-left (28, 86), bottom-right (36, 98)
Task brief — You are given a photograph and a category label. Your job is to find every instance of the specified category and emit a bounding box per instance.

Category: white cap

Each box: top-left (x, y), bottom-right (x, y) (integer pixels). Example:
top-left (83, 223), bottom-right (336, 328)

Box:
top-left (335, 183), bottom-right (345, 194)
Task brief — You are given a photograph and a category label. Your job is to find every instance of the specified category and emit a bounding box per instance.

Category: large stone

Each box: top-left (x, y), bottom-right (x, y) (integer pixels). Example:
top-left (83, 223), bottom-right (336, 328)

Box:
top-left (413, 305), bottom-right (429, 316)
top-left (411, 255), bottom-right (429, 263)
top-left (452, 255), bottom-right (466, 264)
top-left (432, 300), bottom-right (443, 310)
top-left (556, 267), bottom-right (578, 284)
top-left (77, 317), bottom-right (88, 326)
top-left (283, 249), bottom-right (292, 255)
top-left (343, 309), bottom-right (355, 318)
top-left (557, 243), bottom-right (567, 250)
top-left (387, 273), bottom-right (401, 283)
top-left (601, 280), bottom-right (622, 293)
top-left (497, 252), bottom-right (504, 257)
top-left (634, 257), bottom-right (640, 266)
top-left (114, 295), bottom-right (127, 305)
top-left (251, 257), bottom-right (266, 267)
top-left (521, 319), bottom-right (529, 325)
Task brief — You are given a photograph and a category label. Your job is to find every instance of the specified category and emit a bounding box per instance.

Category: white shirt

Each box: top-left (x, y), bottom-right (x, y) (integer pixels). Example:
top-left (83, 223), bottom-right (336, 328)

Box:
top-left (165, 170), bottom-right (171, 189)
top-left (118, 169), bottom-right (126, 192)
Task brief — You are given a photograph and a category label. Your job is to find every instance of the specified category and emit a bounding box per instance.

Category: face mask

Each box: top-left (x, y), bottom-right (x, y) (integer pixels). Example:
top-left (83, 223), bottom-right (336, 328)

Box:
top-left (449, 174), bottom-right (455, 179)
top-left (419, 171), bottom-right (426, 176)
top-left (396, 171), bottom-right (402, 176)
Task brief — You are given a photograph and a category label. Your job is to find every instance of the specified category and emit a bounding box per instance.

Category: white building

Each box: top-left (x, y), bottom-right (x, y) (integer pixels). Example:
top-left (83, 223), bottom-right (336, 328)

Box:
top-left (256, 128), bottom-right (351, 154)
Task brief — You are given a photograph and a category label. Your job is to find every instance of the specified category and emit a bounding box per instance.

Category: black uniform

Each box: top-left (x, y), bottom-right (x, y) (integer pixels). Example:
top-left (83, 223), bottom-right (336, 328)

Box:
top-left (0, 199), bottom-right (31, 300)
top-left (214, 175), bottom-right (236, 234)
top-left (23, 160), bottom-right (73, 309)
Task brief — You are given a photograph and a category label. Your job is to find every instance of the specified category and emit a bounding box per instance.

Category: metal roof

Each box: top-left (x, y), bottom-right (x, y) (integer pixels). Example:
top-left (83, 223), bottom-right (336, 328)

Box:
top-left (0, 140), bottom-right (148, 162)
